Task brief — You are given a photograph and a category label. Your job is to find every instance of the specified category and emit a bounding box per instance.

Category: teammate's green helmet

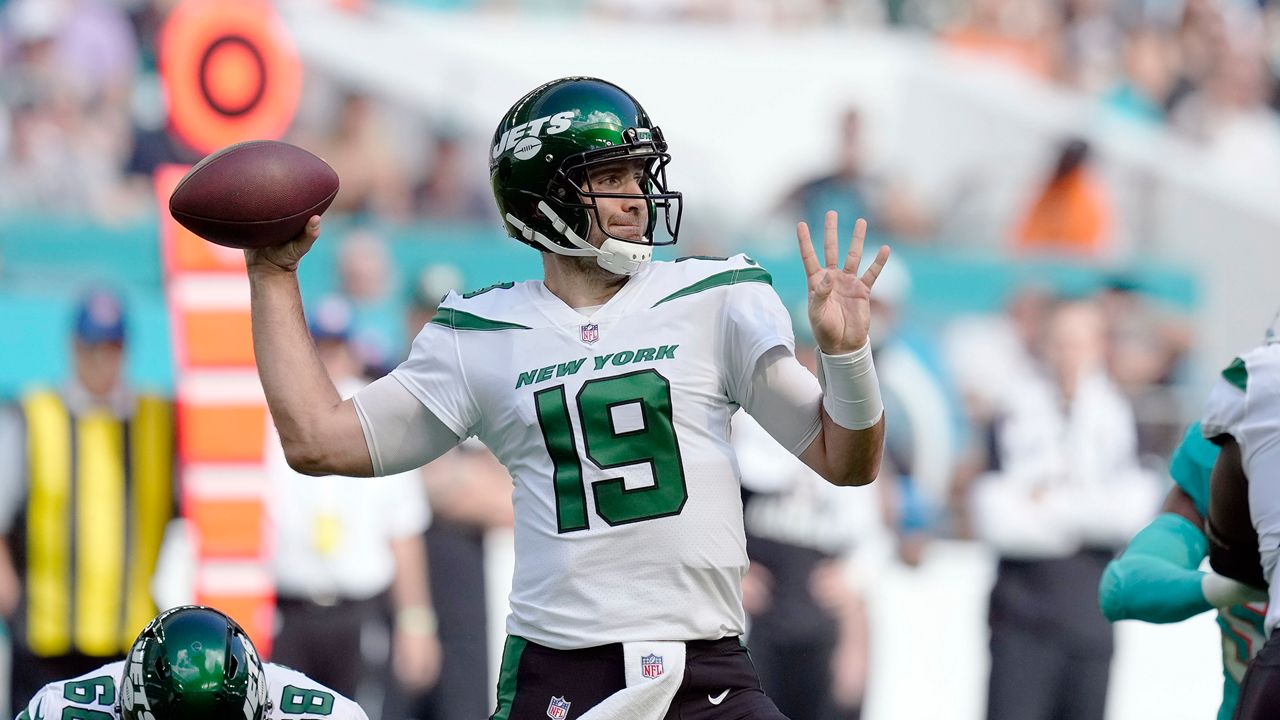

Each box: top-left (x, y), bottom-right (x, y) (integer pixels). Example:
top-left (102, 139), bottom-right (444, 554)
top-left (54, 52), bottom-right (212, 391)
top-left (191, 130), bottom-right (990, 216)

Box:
top-left (117, 606), bottom-right (268, 720)
top-left (490, 76), bottom-right (683, 275)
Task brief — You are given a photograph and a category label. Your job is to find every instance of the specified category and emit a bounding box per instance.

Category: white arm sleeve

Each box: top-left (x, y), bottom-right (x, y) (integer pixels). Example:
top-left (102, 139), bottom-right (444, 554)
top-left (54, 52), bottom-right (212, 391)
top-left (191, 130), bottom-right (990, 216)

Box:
top-left (352, 374), bottom-right (461, 476)
top-left (739, 346), bottom-right (823, 456)
top-left (731, 410), bottom-right (802, 493)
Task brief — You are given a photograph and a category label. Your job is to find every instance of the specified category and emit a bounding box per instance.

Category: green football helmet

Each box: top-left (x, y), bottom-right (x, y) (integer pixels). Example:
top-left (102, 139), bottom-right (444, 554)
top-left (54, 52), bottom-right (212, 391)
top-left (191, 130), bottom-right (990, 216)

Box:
top-left (117, 606), bottom-right (269, 720)
top-left (490, 76), bottom-right (683, 275)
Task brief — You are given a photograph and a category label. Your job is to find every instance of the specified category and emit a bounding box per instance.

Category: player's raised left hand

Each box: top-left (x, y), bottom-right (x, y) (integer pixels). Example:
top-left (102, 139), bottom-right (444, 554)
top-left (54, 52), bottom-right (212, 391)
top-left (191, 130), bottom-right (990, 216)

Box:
top-left (796, 211), bottom-right (890, 355)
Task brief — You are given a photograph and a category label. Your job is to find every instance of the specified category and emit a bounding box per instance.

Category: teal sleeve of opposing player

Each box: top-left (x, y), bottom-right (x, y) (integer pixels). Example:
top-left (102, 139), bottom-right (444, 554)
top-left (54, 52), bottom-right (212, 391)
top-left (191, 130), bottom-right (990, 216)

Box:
top-left (1168, 422), bottom-right (1217, 518)
top-left (1099, 513), bottom-right (1212, 623)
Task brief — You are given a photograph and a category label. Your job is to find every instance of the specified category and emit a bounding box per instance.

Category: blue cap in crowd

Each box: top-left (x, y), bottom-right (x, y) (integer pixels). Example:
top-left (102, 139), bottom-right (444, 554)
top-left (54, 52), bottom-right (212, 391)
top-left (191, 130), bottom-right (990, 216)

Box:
top-left (309, 295), bottom-right (353, 343)
top-left (74, 290), bottom-right (126, 344)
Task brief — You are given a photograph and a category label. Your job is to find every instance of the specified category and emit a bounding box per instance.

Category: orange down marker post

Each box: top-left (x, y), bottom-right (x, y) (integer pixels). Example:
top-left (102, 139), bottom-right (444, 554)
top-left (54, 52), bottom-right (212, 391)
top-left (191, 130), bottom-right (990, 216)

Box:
top-left (155, 0), bottom-right (303, 656)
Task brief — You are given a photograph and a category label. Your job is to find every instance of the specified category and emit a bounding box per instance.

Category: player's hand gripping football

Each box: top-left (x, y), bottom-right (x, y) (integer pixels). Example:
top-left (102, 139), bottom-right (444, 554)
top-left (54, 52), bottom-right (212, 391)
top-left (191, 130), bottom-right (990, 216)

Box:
top-left (796, 211), bottom-right (891, 355)
top-left (243, 215), bottom-right (322, 273)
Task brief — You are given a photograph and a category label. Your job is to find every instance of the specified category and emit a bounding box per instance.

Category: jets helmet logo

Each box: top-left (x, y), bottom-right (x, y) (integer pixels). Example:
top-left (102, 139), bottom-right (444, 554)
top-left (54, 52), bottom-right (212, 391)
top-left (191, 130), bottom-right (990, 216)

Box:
top-left (493, 111), bottom-right (575, 160)
top-left (122, 645), bottom-right (156, 720)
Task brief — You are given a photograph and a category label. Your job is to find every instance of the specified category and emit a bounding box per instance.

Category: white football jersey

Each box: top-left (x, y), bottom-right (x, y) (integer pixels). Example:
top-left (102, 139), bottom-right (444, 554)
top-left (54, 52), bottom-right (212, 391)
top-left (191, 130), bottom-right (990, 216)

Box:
top-left (16, 661), bottom-right (368, 720)
top-left (1201, 368), bottom-right (1247, 442)
top-left (392, 254), bottom-right (794, 649)
top-left (1206, 342), bottom-right (1280, 636)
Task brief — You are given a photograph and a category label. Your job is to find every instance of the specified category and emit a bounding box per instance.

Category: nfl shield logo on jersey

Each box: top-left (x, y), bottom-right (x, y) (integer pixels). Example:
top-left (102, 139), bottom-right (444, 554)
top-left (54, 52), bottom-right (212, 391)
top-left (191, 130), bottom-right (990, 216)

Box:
top-left (546, 696), bottom-right (571, 720)
top-left (581, 323), bottom-right (599, 344)
top-left (641, 653), bottom-right (664, 679)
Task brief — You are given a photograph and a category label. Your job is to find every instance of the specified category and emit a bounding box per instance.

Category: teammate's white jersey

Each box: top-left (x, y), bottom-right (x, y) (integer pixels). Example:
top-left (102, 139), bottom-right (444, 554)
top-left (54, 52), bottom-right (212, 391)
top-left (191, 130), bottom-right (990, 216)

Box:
top-left (16, 661), bottom-right (368, 720)
top-left (391, 254), bottom-right (796, 649)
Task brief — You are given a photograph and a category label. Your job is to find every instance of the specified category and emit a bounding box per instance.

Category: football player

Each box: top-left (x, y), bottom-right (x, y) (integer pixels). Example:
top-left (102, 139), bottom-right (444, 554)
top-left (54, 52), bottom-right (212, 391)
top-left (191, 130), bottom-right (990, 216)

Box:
top-left (1098, 396), bottom-right (1267, 718)
top-left (13, 605), bottom-right (368, 720)
top-left (1202, 330), bottom-right (1280, 719)
top-left (242, 77), bottom-right (888, 719)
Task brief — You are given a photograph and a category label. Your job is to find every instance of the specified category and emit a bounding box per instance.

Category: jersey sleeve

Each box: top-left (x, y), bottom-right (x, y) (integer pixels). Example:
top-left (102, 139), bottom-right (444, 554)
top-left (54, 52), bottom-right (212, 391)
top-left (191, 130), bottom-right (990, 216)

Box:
top-left (390, 294), bottom-right (481, 439)
top-left (16, 662), bottom-right (125, 720)
top-left (1098, 513), bottom-right (1212, 623)
top-left (1169, 421), bottom-right (1218, 519)
top-left (1202, 371), bottom-right (1246, 443)
top-left (738, 346), bottom-right (823, 456)
top-left (267, 664), bottom-right (369, 720)
top-left (721, 258), bottom-right (796, 406)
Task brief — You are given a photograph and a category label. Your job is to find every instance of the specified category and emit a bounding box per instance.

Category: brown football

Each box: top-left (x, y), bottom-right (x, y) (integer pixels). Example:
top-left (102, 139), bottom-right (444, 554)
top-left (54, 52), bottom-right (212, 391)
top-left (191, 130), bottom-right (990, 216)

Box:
top-left (169, 140), bottom-right (339, 250)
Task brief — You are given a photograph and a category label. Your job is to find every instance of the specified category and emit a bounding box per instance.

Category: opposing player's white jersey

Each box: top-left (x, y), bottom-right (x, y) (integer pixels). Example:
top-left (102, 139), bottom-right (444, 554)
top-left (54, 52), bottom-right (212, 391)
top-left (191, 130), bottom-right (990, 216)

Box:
top-left (1207, 342), bottom-right (1280, 637)
top-left (1201, 368), bottom-right (1248, 442)
top-left (16, 661), bottom-right (368, 720)
top-left (392, 254), bottom-right (796, 649)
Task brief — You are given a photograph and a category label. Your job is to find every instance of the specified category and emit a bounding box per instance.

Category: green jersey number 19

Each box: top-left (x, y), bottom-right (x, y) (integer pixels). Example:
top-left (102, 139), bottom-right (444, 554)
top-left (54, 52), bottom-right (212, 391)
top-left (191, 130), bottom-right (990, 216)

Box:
top-left (534, 369), bottom-right (688, 533)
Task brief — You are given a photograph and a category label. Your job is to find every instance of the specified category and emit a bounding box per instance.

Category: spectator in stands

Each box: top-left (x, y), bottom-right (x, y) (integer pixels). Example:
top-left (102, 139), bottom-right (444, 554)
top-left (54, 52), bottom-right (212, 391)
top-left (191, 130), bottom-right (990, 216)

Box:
top-left (267, 296), bottom-right (440, 714)
top-left (337, 229), bottom-right (404, 369)
top-left (776, 108), bottom-right (931, 242)
top-left (1172, 0), bottom-right (1229, 104)
top-left (1013, 137), bottom-right (1112, 258)
top-left (50, 0), bottom-right (139, 110)
top-left (412, 131), bottom-right (491, 221)
top-left (938, 0), bottom-right (1059, 79)
top-left (1170, 27), bottom-right (1280, 191)
top-left (1095, 278), bottom-right (1192, 458)
top-left (0, 290), bottom-right (176, 718)
top-left (0, 0), bottom-right (139, 221)
top-left (969, 297), bottom-right (1160, 720)
top-left (302, 91), bottom-right (412, 220)
top-left (1058, 0), bottom-right (1123, 93)
top-left (401, 268), bottom-right (514, 720)
top-left (0, 100), bottom-right (89, 214)
top-left (1103, 25), bottom-right (1179, 124)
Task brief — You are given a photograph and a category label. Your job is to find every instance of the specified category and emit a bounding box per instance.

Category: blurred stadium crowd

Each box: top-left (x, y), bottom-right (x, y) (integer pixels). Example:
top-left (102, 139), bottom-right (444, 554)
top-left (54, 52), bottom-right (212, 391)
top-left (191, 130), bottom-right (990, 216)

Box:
top-left (6, 0), bottom-right (1280, 234)
top-left (1, 0), bottom-right (1275, 718)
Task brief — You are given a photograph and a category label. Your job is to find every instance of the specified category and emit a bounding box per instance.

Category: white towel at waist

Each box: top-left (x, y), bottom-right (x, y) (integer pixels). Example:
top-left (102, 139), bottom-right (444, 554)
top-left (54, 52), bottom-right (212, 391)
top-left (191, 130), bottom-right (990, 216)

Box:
top-left (577, 641), bottom-right (686, 720)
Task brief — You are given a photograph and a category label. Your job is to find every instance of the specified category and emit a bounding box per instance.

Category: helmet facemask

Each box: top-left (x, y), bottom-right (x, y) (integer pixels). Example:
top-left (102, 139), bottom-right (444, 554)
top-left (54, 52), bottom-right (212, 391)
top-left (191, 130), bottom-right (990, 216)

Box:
top-left (501, 129), bottom-right (683, 275)
top-left (557, 127), bottom-right (682, 245)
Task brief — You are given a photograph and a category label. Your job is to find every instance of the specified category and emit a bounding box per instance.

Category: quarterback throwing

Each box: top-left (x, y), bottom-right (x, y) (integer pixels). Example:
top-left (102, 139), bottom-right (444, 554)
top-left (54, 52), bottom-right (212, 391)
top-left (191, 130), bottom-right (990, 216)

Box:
top-left (242, 77), bottom-right (888, 719)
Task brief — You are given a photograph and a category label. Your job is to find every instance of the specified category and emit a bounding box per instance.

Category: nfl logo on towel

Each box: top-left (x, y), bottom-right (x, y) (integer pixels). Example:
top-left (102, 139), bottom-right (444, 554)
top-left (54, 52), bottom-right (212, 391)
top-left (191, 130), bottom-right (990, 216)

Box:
top-left (581, 323), bottom-right (599, 344)
top-left (546, 696), bottom-right (571, 720)
top-left (641, 653), bottom-right (664, 679)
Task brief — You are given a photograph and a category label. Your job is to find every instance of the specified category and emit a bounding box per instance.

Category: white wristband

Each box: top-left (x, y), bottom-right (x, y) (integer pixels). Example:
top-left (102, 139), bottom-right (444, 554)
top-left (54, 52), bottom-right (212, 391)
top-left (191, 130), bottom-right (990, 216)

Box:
top-left (396, 605), bottom-right (438, 636)
top-left (816, 341), bottom-right (884, 430)
top-left (1201, 572), bottom-right (1268, 609)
